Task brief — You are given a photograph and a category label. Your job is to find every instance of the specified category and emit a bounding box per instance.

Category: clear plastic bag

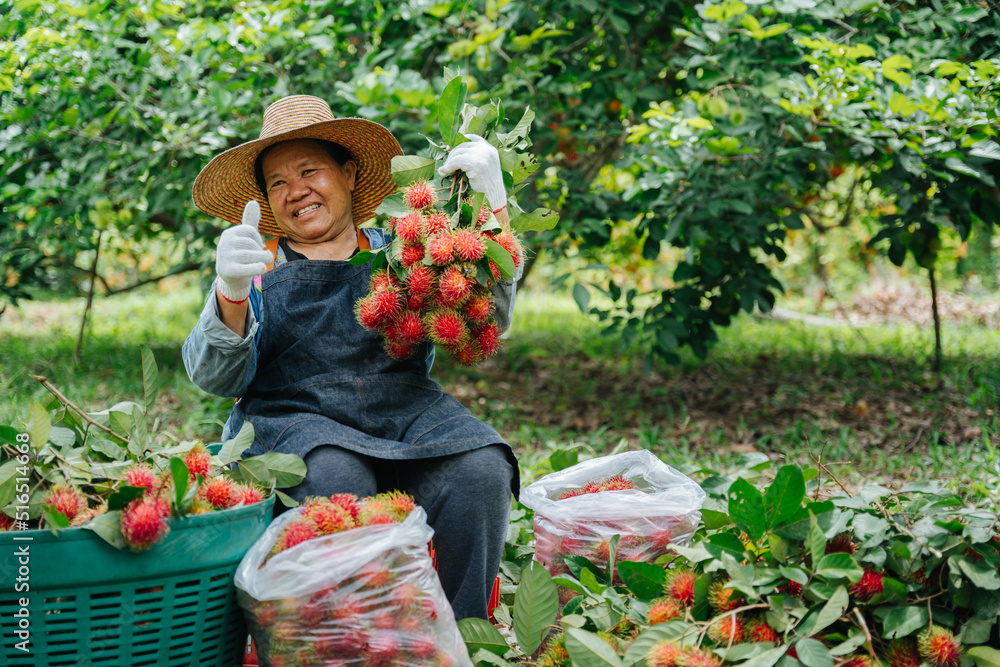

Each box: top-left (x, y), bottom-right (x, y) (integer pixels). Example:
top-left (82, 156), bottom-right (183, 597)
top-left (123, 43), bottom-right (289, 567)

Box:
top-left (234, 505), bottom-right (472, 667)
top-left (521, 450), bottom-right (706, 586)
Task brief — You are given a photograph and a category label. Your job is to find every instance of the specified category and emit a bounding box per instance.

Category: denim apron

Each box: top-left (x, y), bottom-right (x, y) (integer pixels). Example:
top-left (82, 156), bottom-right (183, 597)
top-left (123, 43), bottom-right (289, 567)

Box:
top-left (233, 256), bottom-right (510, 463)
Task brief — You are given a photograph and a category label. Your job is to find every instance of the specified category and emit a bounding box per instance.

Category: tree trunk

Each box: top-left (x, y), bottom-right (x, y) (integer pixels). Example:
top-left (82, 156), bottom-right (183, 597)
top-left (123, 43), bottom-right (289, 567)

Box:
top-left (928, 263), bottom-right (942, 372)
top-left (74, 232), bottom-right (102, 364)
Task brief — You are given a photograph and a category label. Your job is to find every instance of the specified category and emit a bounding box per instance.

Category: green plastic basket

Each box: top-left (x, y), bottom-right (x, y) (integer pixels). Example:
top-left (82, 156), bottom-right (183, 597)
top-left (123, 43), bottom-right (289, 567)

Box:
top-left (0, 494), bottom-right (274, 667)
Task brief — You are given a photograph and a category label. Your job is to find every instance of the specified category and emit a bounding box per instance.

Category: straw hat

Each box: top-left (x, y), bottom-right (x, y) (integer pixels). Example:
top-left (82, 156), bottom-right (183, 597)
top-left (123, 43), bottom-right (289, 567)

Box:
top-left (192, 95), bottom-right (402, 237)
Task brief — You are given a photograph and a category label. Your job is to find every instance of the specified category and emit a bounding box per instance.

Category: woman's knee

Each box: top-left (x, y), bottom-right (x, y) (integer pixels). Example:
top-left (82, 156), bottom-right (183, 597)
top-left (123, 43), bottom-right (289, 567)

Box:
top-left (287, 445), bottom-right (378, 500)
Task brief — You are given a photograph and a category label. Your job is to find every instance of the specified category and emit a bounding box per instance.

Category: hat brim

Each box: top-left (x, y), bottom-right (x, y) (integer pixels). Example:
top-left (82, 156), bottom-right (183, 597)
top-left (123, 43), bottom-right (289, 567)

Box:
top-left (192, 118), bottom-right (402, 237)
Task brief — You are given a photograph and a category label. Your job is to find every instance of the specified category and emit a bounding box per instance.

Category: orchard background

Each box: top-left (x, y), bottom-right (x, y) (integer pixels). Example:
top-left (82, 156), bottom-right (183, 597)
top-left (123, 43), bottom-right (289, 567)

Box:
top-left (3, 4), bottom-right (1000, 490)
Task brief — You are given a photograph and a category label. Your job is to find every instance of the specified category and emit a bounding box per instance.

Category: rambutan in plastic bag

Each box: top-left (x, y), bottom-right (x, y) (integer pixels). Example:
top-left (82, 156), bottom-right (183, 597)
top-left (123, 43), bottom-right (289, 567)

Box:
top-left (234, 505), bottom-right (472, 667)
top-left (521, 450), bottom-right (706, 586)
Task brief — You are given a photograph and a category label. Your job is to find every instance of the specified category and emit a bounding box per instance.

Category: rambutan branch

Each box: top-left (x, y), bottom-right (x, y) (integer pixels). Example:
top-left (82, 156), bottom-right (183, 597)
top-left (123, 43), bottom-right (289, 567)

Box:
top-left (850, 607), bottom-right (878, 662)
top-left (30, 374), bottom-right (129, 443)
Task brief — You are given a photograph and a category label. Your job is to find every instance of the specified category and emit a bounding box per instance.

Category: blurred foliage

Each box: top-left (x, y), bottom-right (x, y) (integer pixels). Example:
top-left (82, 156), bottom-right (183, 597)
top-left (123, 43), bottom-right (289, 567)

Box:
top-left (2, 0), bottom-right (999, 362)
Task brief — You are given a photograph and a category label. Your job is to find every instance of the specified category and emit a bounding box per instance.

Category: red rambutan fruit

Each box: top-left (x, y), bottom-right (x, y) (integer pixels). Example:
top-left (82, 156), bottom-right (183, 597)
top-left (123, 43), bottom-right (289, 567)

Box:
top-left (409, 631), bottom-right (438, 658)
top-left (470, 320), bottom-right (502, 358)
top-left (476, 204), bottom-right (491, 227)
top-left (393, 310), bottom-right (426, 343)
top-left (666, 568), bottom-right (697, 606)
top-left (850, 566), bottom-right (884, 603)
top-left (372, 609), bottom-right (397, 629)
top-left (72, 502), bottom-right (108, 526)
top-left (841, 656), bottom-right (876, 667)
top-left (233, 483), bottom-right (264, 506)
top-left (357, 560), bottom-right (395, 589)
top-left (648, 597), bottom-right (682, 625)
top-left (396, 211), bottom-right (424, 243)
top-left (304, 500), bottom-right (355, 535)
top-left (599, 474), bottom-right (637, 492)
top-left (708, 579), bottom-right (744, 613)
top-left (365, 511), bottom-right (398, 525)
top-left (43, 483), bottom-right (88, 524)
top-left (425, 310), bottom-right (468, 346)
top-left (462, 291), bottom-right (493, 322)
top-left (203, 477), bottom-right (236, 509)
top-left (424, 210), bottom-right (451, 235)
top-left (449, 340), bottom-right (479, 366)
top-left (427, 234), bottom-right (455, 265)
top-left (436, 266), bottom-right (472, 308)
top-left (650, 527), bottom-right (674, 551)
top-left (296, 597), bottom-right (327, 628)
top-left (884, 639), bottom-right (922, 667)
top-left (251, 600), bottom-right (278, 627)
top-left (582, 482), bottom-right (602, 494)
top-left (708, 615), bottom-right (744, 644)
top-left (404, 180), bottom-right (435, 210)
top-left (328, 493), bottom-right (360, 520)
top-left (269, 518), bottom-right (321, 558)
top-left (183, 443), bottom-right (212, 479)
top-left (389, 580), bottom-right (423, 610)
top-left (121, 497), bottom-right (171, 551)
top-left (495, 230), bottom-right (523, 268)
top-left (0, 513), bottom-right (14, 530)
top-left (452, 230), bottom-right (487, 262)
top-left (406, 264), bottom-right (437, 300)
top-left (746, 618), bottom-right (779, 643)
top-left (648, 640), bottom-right (685, 667)
top-left (918, 625), bottom-right (962, 667)
top-left (385, 490), bottom-right (417, 519)
top-left (678, 647), bottom-right (722, 667)
top-left (826, 533), bottom-right (858, 554)
top-left (369, 269), bottom-right (398, 293)
top-left (123, 463), bottom-right (157, 492)
top-left (558, 488), bottom-right (584, 500)
top-left (386, 216), bottom-right (400, 234)
top-left (778, 579), bottom-right (803, 597)
top-left (400, 241), bottom-right (426, 268)
top-left (384, 337), bottom-right (417, 360)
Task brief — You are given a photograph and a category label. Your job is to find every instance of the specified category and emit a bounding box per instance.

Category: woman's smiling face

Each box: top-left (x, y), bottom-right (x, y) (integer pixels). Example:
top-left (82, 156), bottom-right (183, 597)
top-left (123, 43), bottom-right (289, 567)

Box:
top-left (261, 139), bottom-right (358, 244)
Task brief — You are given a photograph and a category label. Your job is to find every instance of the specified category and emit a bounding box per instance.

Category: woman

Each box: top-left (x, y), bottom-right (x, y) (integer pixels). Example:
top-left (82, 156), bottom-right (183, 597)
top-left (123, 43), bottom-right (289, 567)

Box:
top-left (183, 95), bottom-right (519, 620)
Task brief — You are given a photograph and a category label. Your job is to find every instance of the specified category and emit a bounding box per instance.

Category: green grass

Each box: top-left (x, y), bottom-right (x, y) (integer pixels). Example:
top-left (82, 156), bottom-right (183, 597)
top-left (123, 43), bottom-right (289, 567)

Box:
top-left (2, 284), bottom-right (998, 488)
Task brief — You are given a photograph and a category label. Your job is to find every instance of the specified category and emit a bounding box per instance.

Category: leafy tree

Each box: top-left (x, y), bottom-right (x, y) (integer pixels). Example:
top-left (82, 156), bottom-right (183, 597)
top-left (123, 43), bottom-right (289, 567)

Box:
top-left (2, 0), bottom-right (998, 365)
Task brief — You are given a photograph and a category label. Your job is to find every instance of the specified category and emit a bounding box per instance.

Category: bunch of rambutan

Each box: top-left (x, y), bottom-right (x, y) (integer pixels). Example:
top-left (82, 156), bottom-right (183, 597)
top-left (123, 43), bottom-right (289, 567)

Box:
top-left (241, 491), bottom-right (471, 667)
top-left (12, 443), bottom-right (267, 553)
top-left (532, 474), bottom-right (698, 594)
top-left (354, 179), bottom-right (524, 366)
top-left (264, 491), bottom-right (416, 564)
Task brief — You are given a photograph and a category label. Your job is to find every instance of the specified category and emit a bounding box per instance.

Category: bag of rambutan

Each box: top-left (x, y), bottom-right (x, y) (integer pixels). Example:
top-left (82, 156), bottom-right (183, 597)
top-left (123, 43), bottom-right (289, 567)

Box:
top-left (521, 450), bottom-right (705, 600)
top-left (234, 492), bottom-right (473, 667)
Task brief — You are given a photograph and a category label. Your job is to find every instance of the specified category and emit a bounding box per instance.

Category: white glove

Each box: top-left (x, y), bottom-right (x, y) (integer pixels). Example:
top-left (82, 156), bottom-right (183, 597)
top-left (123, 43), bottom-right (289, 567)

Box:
top-left (215, 201), bottom-right (272, 303)
top-left (439, 134), bottom-right (507, 212)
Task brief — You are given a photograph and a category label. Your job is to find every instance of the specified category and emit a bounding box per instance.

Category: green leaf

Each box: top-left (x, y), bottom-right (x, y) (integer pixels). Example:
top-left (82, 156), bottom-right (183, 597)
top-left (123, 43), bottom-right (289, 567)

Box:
top-left (564, 627), bottom-right (623, 667)
top-left (882, 54), bottom-right (913, 87)
top-left (828, 632), bottom-right (867, 656)
top-left (458, 617), bottom-right (509, 657)
top-left (250, 452), bottom-right (308, 488)
top-left (438, 76), bottom-right (468, 146)
top-left (580, 566), bottom-right (605, 595)
top-left (170, 457), bottom-right (188, 509)
top-left (872, 605), bottom-right (928, 639)
top-left (573, 283), bottom-right (590, 312)
top-left (348, 249), bottom-right (374, 266)
top-left (273, 489), bottom-right (298, 508)
top-left (471, 648), bottom-right (516, 667)
top-left (84, 510), bottom-right (126, 550)
top-left (27, 401), bottom-right (50, 449)
top-left (764, 465), bottom-right (805, 528)
top-left (391, 155), bottom-right (437, 187)
top-left (549, 449), bottom-right (579, 472)
top-left (955, 555), bottom-right (1000, 590)
top-left (484, 239), bottom-right (516, 280)
top-left (107, 485), bottom-right (144, 511)
top-left (513, 562), bottom-right (559, 656)
top-left (216, 420), bottom-right (254, 465)
top-left (815, 553), bottom-right (863, 581)
top-left (795, 638), bottom-right (832, 667)
top-left (728, 476), bottom-right (767, 542)
top-left (139, 344), bottom-right (159, 415)
top-left (129, 404), bottom-right (149, 456)
top-left (809, 511), bottom-right (826, 567)
top-left (739, 646), bottom-right (789, 667)
top-left (617, 561), bottom-right (667, 601)
top-left (509, 207), bottom-right (558, 232)
top-left (374, 192), bottom-right (410, 217)
top-left (506, 106), bottom-right (535, 146)
top-left (623, 622), bottom-right (689, 667)
top-left (238, 458), bottom-right (274, 487)
top-left (564, 555), bottom-right (606, 583)
top-left (805, 586), bottom-right (849, 636)
top-left (968, 647), bottom-right (1000, 667)
top-left (42, 506), bottom-right (70, 533)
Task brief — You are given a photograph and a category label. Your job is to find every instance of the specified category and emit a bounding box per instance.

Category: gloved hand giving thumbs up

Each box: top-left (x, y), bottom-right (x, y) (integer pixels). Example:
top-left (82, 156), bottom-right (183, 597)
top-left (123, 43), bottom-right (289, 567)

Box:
top-left (215, 200), bottom-right (273, 304)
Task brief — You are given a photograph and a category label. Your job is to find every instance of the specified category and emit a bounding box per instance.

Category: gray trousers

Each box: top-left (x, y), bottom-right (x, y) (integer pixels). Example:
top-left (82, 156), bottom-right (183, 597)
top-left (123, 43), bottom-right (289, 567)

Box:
top-left (282, 444), bottom-right (514, 620)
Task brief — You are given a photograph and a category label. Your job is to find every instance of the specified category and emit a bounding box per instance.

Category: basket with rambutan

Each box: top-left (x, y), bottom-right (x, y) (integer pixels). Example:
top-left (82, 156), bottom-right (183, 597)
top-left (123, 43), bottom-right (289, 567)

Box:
top-left (350, 77), bottom-right (558, 366)
top-left (521, 450), bottom-right (705, 598)
top-left (234, 491), bottom-right (472, 667)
